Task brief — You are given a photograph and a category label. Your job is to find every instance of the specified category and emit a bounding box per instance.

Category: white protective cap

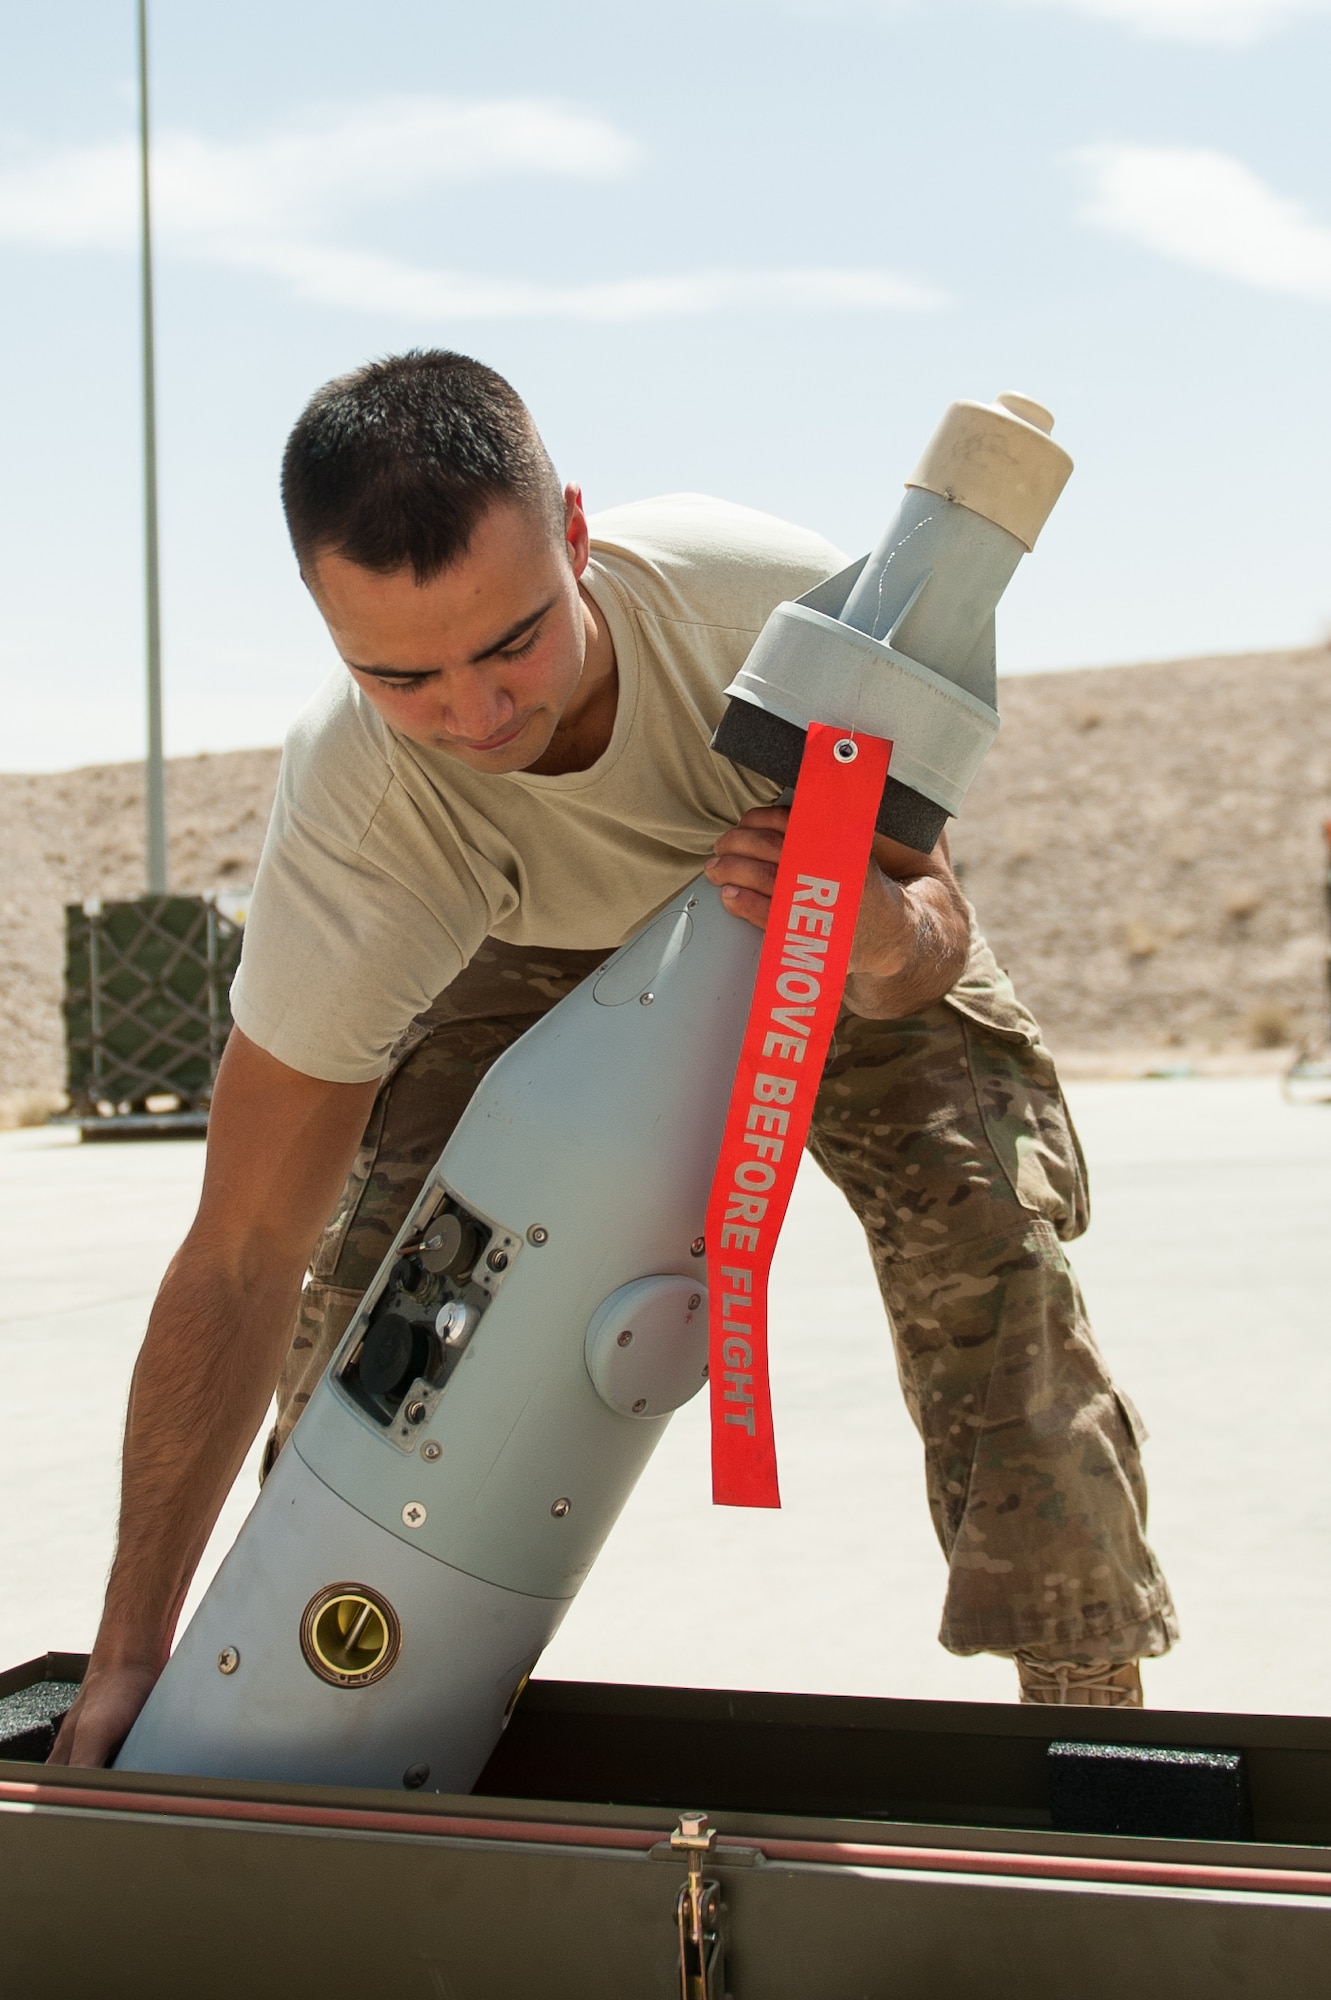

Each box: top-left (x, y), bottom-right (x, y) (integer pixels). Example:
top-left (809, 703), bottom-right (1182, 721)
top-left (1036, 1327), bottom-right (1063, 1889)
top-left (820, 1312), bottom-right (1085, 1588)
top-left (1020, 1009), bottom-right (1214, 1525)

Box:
top-left (906, 391), bottom-right (1073, 551)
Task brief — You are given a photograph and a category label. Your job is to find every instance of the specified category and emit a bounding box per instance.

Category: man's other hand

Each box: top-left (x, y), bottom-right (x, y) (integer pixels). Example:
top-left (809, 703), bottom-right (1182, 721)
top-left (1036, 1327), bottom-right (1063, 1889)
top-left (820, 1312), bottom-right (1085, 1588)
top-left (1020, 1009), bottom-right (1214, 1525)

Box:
top-left (48, 1659), bottom-right (162, 1770)
top-left (45, 1030), bottom-right (381, 1769)
top-left (704, 803), bottom-right (970, 1019)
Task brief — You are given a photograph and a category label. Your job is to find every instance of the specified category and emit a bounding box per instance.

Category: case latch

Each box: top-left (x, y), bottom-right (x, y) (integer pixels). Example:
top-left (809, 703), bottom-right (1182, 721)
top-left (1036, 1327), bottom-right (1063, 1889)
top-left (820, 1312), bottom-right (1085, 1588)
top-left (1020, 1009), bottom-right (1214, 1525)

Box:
top-left (671, 1810), bottom-right (728, 1999)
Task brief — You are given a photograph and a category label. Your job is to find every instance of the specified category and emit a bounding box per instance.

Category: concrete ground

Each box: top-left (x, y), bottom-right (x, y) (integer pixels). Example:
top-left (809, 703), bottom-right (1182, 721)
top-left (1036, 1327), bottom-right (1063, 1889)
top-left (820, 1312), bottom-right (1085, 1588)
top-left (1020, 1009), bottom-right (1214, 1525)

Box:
top-left (2, 1075), bottom-right (1329, 1716)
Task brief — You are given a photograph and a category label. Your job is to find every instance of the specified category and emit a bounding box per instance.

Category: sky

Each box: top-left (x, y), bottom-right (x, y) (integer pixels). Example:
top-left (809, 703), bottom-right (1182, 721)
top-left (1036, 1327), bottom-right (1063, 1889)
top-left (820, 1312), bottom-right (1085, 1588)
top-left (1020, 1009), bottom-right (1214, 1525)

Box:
top-left (0, 0), bottom-right (1328, 770)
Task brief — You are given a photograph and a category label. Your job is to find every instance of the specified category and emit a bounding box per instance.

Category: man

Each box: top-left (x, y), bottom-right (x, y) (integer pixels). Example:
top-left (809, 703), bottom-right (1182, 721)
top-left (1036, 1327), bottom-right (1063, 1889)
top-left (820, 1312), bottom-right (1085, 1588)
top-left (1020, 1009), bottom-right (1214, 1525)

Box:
top-left (53, 351), bottom-right (1174, 1767)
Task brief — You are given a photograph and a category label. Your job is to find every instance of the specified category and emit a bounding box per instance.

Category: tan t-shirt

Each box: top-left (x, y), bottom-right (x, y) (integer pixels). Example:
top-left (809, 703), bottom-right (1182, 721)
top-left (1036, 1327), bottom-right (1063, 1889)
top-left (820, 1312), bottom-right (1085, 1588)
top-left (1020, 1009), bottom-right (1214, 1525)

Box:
top-left (229, 495), bottom-right (846, 1082)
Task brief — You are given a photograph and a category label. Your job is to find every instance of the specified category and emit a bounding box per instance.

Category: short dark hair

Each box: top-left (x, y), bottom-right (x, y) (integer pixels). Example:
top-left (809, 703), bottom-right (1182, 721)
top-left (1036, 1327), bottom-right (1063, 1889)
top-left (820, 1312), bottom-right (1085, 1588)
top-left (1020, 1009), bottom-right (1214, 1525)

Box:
top-left (281, 349), bottom-right (562, 583)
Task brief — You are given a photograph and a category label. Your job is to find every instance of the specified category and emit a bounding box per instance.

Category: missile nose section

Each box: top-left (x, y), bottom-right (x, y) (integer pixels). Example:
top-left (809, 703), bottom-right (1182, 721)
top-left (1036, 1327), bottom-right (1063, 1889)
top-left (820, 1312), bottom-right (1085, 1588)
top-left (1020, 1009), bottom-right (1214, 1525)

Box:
top-left (713, 390), bottom-right (1074, 852)
top-left (900, 390), bottom-right (1073, 555)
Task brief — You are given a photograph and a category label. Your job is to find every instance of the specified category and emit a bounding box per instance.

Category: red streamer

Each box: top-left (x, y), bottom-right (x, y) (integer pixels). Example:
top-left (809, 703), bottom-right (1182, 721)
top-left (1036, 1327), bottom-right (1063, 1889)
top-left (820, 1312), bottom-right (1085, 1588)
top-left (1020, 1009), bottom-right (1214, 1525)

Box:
top-left (706, 721), bottom-right (893, 1508)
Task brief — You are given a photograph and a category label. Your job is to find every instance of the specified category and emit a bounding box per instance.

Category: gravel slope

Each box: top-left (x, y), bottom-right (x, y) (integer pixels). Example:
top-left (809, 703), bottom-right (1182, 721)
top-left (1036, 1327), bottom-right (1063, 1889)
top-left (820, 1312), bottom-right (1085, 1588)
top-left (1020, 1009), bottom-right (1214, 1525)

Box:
top-left (2, 645), bottom-right (1328, 1105)
top-left (949, 644), bottom-right (1331, 1065)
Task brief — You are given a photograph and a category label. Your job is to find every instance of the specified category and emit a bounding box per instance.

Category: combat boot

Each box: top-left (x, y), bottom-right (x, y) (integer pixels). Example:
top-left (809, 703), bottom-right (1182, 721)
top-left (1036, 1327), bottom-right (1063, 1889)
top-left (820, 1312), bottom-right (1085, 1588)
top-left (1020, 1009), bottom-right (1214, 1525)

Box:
top-left (1015, 1656), bottom-right (1143, 1707)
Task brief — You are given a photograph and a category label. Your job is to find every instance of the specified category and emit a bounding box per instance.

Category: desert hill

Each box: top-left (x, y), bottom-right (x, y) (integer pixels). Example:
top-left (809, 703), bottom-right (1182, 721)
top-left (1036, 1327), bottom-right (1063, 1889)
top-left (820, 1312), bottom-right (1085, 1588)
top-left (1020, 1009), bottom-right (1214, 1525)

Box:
top-left (950, 643), bottom-right (1331, 1065)
top-left (2, 643), bottom-right (1329, 1111)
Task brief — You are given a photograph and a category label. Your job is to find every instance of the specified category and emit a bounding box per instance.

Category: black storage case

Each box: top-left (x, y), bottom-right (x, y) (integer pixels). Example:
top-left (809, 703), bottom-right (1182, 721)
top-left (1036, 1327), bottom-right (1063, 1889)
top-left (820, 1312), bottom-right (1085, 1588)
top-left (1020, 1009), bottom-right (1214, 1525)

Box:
top-left (4, 1652), bottom-right (1331, 1997)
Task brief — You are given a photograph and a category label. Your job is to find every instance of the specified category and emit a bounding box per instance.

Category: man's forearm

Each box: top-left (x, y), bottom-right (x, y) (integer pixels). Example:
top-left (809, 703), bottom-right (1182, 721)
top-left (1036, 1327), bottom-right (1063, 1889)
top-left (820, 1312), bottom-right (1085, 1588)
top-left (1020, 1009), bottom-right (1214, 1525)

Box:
top-left (842, 873), bottom-right (970, 1021)
top-left (48, 1031), bottom-right (381, 1768)
top-left (94, 1241), bottom-right (304, 1670)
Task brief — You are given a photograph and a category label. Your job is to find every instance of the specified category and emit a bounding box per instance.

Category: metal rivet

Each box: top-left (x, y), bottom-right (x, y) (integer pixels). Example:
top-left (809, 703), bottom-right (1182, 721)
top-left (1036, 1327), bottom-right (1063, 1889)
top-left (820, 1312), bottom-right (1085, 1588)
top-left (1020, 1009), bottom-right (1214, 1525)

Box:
top-left (486, 1248), bottom-right (509, 1272)
top-left (616, 1328), bottom-right (634, 1347)
top-left (690, 1236), bottom-right (705, 1257)
top-left (405, 1399), bottom-right (427, 1425)
top-left (402, 1501), bottom-right (428, 1528)
top-left (403, 1763), bottom-right (430, 1790)
top-left (217, 1647), bottom-right (240, 1675)
top-left (550, 1497), bottom-right (571, 1519)
top-left (527, 1225), bottom-right (549, 1246)
top-left (687, 898), bottom-right (698, 909)
top-left (687, 1293), bottom-right (702, 1311)
top-left (639, 991), bottom-right (654, 1006)
top-left (632, 1398), bottom-right (648, 1414)
top-left (421, 1440), bottom-right (442, 1462)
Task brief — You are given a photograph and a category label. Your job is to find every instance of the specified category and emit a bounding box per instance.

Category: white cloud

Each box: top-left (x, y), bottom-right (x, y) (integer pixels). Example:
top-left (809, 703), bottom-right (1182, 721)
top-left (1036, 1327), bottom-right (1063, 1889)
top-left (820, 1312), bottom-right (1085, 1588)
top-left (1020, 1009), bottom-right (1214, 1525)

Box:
top-left (0, 98), bottom-right (644, 252)
top-left (1074, 144), bottom-right (1331, 297)
top-left (0, 96), bottom-right (942, 322)
top-left (731, 0), bottom-right (1331, 42)
top-left (235, 243), bottom-right (946, 320)
top-left (1016, 0), bottom-right (1330, 46)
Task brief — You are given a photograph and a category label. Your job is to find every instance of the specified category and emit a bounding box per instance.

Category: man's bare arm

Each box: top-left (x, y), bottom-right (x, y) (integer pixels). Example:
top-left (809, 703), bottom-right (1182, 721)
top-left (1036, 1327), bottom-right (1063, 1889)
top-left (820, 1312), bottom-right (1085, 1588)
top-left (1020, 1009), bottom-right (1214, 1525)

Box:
top-left (49, 1030), bottom-right (380, 1769)
top-left (705, 805), bottom-right (970, 1019)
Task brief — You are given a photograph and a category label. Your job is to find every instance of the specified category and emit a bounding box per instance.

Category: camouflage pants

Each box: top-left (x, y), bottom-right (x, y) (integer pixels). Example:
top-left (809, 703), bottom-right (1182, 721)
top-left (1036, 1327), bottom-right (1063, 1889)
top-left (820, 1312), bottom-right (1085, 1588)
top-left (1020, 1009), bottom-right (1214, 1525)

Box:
top-left (270, 929), bottom-right (1177, 1664)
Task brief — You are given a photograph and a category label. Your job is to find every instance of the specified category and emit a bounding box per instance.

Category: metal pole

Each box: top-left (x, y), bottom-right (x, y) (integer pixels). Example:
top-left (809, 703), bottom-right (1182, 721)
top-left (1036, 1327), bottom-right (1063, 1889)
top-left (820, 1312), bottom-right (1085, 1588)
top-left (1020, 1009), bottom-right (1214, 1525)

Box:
top-left (137, 0), bottom-right (167, 893)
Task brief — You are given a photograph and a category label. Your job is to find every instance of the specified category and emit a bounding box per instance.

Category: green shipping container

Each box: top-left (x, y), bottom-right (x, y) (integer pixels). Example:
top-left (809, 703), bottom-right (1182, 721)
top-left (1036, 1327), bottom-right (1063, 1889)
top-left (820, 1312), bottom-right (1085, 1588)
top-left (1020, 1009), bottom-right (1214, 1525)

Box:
top-left (63, 894), bottom-right (244, 1132)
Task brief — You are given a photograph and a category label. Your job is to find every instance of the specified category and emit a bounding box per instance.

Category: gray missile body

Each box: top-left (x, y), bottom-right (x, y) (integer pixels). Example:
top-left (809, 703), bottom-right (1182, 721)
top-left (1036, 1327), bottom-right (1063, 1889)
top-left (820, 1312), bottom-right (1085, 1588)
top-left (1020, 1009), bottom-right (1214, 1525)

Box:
top-left (117, 395), bottom-right (1070, 1791)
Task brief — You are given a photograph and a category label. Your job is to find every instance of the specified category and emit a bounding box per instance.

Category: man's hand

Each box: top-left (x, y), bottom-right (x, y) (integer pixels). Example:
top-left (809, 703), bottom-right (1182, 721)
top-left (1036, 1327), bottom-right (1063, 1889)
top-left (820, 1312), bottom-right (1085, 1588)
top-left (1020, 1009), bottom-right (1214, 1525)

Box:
top-left (49, 1660), bottom-right (162, 1771)
top-left (704, 803), bottom-right (970, 1019)
top-left (48, 1031), bottom-right (380, 1768)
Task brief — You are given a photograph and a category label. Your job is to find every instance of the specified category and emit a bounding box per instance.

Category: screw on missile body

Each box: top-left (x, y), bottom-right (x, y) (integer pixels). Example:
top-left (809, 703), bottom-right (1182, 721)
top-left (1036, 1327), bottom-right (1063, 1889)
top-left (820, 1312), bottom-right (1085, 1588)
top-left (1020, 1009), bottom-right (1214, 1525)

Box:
top-left (403, 1764), bottom-right (430, 1790)
top-left (405, 1400), bottom-right (428, 1425)
top-left (617, 1328), bottom-right (634, 1348)
top-left (687, 897), bottom-right (698, 909)
top-left (421, 1440), bottom-right (442, 1462)
top-left (527, 1225), bottom-right (549, 1246)
top-left (632, 1398), bottom-right (648, 1414)
top-left (486, 1248), bottom-right (509, 1273)
top-left (401, 1501), bottom-right (428, 1528)
top-left (217, 1647), bottom-right (239, 1675)
top-left (691, 1237), bottom-right (705, 1257)
top-left (639, 991), bottom-right (655, 1005)
top-left (688, 1294), bottom-right (702, 1311)
top-left (551, 1497), bottom-right (571, 1518)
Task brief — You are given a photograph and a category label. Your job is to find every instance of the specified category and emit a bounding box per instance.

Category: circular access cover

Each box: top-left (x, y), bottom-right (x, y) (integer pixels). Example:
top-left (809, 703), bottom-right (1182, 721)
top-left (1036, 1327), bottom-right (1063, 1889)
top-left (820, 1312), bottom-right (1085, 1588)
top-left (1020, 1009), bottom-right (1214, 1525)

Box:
top-left (585, 1275), bottom-right (709, 1419)
top-left (300, 1584), bottom-right (402, 1688)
